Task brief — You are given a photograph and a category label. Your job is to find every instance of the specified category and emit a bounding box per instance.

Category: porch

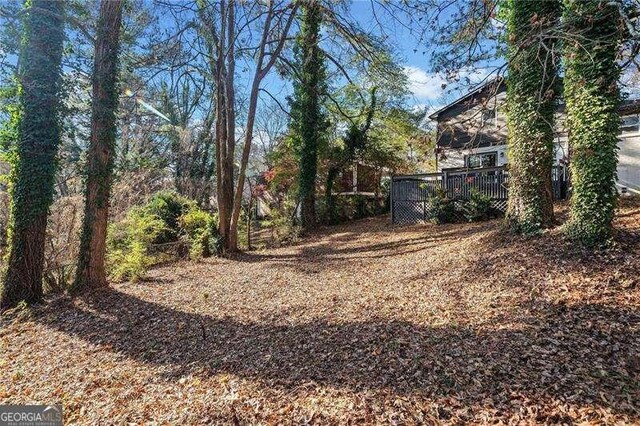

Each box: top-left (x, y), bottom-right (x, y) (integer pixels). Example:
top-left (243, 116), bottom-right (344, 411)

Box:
top-left (391, 165), bottom-right (569, 225)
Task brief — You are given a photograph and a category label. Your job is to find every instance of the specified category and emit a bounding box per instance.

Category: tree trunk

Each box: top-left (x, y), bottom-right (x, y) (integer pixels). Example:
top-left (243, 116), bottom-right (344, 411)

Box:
top-left (325, 166), bottom-right (339, 224)
top-left (72, 0), bottom-right (123, 293)
top-left (1, 0), bottom-right (65, 310)
top-left (210, 0), bottom-right (237, 254)
top-left (295, 1), bottom-right (323, 231)
top-left (229, 77), bottom-right (260, 250)
top-left (563, 0), bottom-right (621, 246)
top-left (504, 0), bottom-right (560, 235)
top-left (221, 0), bottom-right (236, 252)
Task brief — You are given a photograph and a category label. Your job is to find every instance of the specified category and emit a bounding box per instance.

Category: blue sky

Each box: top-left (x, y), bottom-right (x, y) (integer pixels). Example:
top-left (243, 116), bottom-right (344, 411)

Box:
top-left (253, 1), bottom-right (502, 125)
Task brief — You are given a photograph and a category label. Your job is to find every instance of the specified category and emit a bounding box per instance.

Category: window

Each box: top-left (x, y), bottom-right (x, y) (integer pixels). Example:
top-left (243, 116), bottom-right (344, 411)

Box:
top-left (481, 109), bottom-right (497, 127)
top-left (621, 115), bottom-right (639, 133)
top-left (466, 152), bottom-right (497, 168)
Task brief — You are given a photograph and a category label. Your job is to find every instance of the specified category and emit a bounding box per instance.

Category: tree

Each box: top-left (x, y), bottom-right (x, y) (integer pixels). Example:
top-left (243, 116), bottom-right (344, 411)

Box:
top-left (196, 0), bottom-right (298, 252)
top-left (71, 0), bottom-right (123, 293)
top-left (159, 82), bottom-right (214, 207)
top-left (325, 89), bottom-right (375, 224)
top-left (290, 0), bottom-right (326, 230)
top-left (1, 0), bottom-right (65, 309)
top-left (504, 0), bottom-right (561, 234)
top-left (563, 0), bottom-right (622, 245)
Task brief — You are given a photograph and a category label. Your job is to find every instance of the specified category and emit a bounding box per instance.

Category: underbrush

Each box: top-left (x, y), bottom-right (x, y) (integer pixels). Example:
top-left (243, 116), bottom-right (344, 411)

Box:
top-left (256, 197), bottom-right (301, 248)
top-left (107, 191), bottom-right (219, 282)
top-left (319, 193), bottom-right (387, 224)
top-left (427, 187), bottom-right (497, 224)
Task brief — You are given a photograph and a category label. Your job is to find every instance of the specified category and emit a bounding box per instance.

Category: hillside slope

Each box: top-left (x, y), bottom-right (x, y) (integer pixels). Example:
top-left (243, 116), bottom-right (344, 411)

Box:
top-left (1, 199), bottom-right (639, 424)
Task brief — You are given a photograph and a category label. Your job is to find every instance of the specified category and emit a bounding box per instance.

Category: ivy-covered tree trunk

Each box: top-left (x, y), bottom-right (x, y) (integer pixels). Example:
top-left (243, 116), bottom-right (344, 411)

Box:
top-left (563, 0), bottom-right (621, 246)
top-left (505, 0), bottom-right (561, 234)
top-left (1, 0), bottom-right (65, 309)
top-left (293, 1), bottom-right (324, 230)
top-left (72, 0), bottom-right (123, 293)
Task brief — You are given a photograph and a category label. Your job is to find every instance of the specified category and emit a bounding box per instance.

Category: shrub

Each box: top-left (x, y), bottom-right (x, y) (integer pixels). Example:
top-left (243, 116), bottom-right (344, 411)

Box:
top-left (461, 188), bottom-right (492, 222)
top-left (427, 187), bottom-right (456, 224)
top-left (106, 206), bottom-right (167, 282)
top-left (180, 209), bottom-right (219, 259)
top-left (107, 191), bottom-right (218, 281)
top-left (141, 191), bottom-right (196, 244)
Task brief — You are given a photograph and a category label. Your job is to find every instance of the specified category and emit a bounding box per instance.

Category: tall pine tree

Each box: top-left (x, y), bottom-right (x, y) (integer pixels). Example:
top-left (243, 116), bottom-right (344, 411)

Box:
top-left (563, 0), bottom-right (621, 246)
top-left (72, 0), bottom-right (124, 293)
top-left (1, 0), bottom-right (65, 309)
top-left (290, 0), bottom-right (326, 230)
top-left (505, 0), bottom-right (561, 234)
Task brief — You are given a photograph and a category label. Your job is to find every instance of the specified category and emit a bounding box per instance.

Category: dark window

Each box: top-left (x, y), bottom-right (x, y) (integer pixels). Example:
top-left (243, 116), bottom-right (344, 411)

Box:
top-left (621, 115), bottom-right (639, 133)
top-left (466, 152), bottom-right (497, 168)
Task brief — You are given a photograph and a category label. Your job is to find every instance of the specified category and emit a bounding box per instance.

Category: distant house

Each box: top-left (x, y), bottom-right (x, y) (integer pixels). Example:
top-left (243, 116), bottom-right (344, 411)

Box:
top-left (333, 162), bottom-right (383, 196)
top-left (253, 162), bottom-right (385, 219)
top-left (429, 78), bottom-right (640, 193)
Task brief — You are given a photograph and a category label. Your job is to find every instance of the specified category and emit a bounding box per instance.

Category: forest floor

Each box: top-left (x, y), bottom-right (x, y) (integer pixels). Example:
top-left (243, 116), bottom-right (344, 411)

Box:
top-left (1, 198), bottom-right (640, 425)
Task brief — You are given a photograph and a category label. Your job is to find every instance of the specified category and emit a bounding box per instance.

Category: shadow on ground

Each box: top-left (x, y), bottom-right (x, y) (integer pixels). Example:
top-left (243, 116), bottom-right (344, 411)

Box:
top-left (234, 222), bottom-right (495, 274)
top-left (36, 289), bottom-right (640, 420)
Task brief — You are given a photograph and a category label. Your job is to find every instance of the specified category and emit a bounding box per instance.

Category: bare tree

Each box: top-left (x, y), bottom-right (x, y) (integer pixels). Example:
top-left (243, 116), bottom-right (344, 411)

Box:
top-left (196, 0), bottom-right (298, 252)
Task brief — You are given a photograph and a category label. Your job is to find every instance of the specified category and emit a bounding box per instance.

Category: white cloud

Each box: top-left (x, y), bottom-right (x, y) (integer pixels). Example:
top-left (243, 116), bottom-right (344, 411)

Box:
top-left (404, 66), bottom-right (447, 101)
top-left (403, 65), bottom-right (494, 102)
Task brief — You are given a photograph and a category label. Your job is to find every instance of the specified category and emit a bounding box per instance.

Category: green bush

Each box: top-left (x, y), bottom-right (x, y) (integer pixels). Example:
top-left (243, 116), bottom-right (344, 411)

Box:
top-left (107, 192), bottom-right (218, 281)
top-left (107, 207), bottom-right (167, 282)
top-left (180, 209), bottom-right (220, 259)
top-left (141, 191), bottom-right (195, 244)
top-left (461, 188), bottom-right (492, 222)
top-left (427, 187), bottom-right (456, 224)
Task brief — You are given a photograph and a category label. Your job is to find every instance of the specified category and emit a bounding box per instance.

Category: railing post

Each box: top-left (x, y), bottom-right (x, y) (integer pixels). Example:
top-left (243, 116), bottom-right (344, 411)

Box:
top-left (390, 175), bottom-right (395, 224)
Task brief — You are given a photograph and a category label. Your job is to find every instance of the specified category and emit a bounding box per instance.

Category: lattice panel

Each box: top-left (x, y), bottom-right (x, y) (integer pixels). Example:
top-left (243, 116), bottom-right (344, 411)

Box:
top-left (392, 199), bottom-right (509, 225)
top-left (392, 201), bottom-right (427, 225)
top-left (491, 199), bottom-right (508, 213)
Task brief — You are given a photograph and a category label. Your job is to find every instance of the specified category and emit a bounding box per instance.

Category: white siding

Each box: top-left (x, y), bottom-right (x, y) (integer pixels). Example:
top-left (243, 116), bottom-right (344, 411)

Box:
top-left (438, 95), bottom-right (640, 191)
top-left (618, 132), bottom-right (640, 193)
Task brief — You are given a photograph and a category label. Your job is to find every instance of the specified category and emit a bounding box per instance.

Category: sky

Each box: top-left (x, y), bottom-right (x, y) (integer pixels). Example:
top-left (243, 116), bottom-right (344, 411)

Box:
top-left (348, 1), bottom-right (457, 113)
top-left (253, 1), bottom-right (503, 129)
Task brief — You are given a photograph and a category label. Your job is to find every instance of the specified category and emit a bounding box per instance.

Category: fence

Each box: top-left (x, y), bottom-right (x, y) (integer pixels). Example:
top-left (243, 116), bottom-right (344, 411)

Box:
top-left (391, 165), bottom-right (569, 225)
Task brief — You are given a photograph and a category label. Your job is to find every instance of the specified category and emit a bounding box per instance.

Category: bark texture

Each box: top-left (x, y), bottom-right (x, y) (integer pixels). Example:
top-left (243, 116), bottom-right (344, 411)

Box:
top-left (563, 0), bottom-right (621, 246)
top-left (1, 0), bottom-right (65, 309)
top-left (72, 0), bottom-right (123, 292)
top-left (292, 1), bottom-right (324, 231)
top-left (505, 0), bottom-right (561, 234)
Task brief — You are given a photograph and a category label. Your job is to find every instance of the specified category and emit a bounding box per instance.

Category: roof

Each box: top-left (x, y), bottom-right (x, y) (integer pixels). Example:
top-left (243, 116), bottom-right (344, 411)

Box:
top-left (620, 99), bottom-right (640, 115)
top-left (429, 77), bottom-right (640, 122)
top-left (428, 77), bottom-right (505, 121)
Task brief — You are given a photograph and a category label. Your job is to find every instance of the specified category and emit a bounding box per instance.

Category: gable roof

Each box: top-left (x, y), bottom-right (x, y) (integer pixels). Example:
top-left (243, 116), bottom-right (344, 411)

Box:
top-left (428, 77), bottom-right (505, 121)
top-left (429, 77), bottom-right (640, 122)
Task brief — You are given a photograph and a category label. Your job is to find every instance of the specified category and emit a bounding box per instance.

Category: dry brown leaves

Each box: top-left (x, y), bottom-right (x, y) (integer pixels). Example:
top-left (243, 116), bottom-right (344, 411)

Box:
top-left (1, 198), bottom-right (639, 425)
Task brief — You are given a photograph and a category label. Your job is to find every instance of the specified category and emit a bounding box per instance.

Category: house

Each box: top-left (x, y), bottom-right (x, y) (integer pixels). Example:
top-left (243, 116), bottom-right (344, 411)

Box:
top-left (252, 162), bottom-right (385, 220)
top-left (428, 78), bottom-right (640, 193)
top-left (334, 162), bottom-right (383, 196)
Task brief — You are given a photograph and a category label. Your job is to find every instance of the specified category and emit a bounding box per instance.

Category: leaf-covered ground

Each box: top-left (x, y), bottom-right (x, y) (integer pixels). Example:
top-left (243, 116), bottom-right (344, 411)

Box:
top-left (2, 199), bottom-right (639, 425)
